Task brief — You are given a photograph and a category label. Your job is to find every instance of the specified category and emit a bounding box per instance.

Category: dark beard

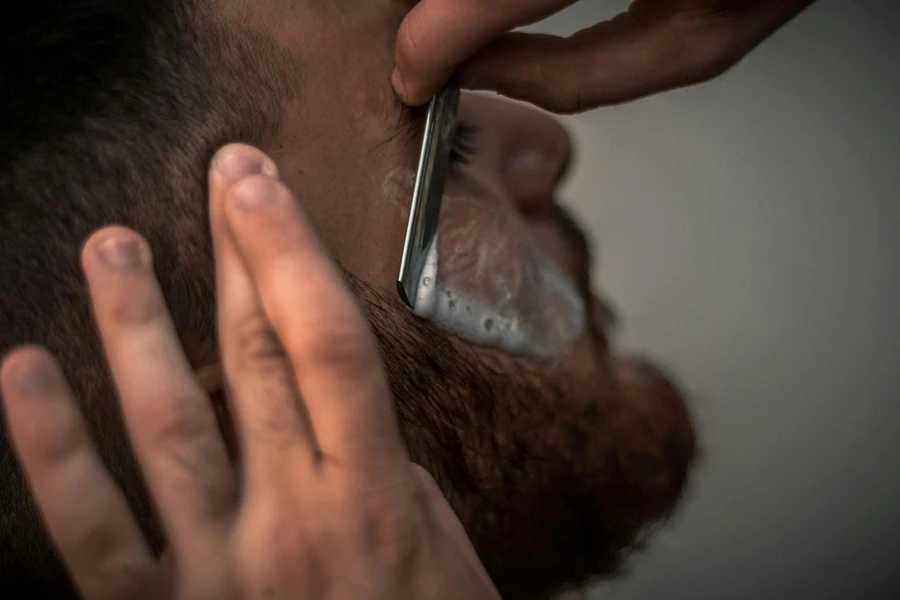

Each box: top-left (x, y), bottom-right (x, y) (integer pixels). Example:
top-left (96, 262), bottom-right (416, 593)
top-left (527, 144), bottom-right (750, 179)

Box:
top-left (0, 271), bottom-right (692, 600)
top-left (358, 283), bottom-right (696, 600)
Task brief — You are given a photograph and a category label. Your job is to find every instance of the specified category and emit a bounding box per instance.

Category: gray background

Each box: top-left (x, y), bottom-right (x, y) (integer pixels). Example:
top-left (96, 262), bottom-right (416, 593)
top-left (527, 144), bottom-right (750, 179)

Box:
top-left (526, 1), bottom-right (900, 599)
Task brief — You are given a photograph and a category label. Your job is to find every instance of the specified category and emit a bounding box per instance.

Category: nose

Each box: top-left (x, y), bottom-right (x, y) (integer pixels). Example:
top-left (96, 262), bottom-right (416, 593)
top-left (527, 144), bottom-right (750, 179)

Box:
top-left (502, 111), bottom-right (573, 218)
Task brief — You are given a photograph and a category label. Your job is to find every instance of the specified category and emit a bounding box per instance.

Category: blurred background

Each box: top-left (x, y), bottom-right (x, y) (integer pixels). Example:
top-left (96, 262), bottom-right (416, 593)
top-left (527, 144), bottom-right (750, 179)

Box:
top-left (524, 1), bottom-right (900, 599)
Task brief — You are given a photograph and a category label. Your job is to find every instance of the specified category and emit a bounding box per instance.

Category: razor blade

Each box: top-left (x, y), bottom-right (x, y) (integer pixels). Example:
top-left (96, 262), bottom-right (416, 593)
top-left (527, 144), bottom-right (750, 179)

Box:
top-left (397, 85), bottom-right (461, 309)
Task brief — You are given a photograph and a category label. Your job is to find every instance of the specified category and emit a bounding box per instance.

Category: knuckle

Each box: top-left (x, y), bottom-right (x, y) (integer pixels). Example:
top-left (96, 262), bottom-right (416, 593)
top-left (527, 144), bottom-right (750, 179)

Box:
top-left (520, 43), bottom-right (588, 114)
top-left (104, 280), bottom-right (165, 326)
top-left (286, 315), bottom-right (374, 377)
top-left (373, 509), bottom-right (424, 568)
top-left (31, 410), bottom-right (91, 468)
top-left (141, 405), bottom-right (232, 511)
top-left (688, 43), bottom-right (741, 82)
top-left (228, 315), bottom-right (305, 444)
top-left (233, 314), bottom-right (287, 371)
top-left (139, 389), bottom-right (210, 445)
top-left (236, 500), bottom-right (314, 587)
top-left (82, 558), bottom-right (153, 599)
top-left (68, 513), bottom-right (156, 596)
top-left (545, 75), bottom-right (588, 114)
top-left (73, 508), bottom-right (132, 564)
top-left (336, 475), bottom-right (425, 567)
top-left (355, 504), bottom-right (421, 568)
top-left (244, 369), bottom-right (306, 445)
top-left (677, 12), bottom-right (745, 83)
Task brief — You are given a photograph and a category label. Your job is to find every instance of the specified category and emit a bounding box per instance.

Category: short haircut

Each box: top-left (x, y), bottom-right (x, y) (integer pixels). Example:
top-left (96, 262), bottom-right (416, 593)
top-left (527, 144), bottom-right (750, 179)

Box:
top-left (1, 1), bottom-right (290, 594)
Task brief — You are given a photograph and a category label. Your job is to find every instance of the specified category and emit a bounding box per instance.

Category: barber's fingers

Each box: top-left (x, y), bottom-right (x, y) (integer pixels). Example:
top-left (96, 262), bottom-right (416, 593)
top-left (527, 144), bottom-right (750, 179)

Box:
top-left (0, 348), bottom-right (162, 600)
top-left (217, 148), bottom-right (407, 471)
top-left (393, 0), bottom-right (573, 106)
top-left (81, 228), bottom-right (234, 555)
top-left (395, 0), bottom-right (815, 113)
top-left (209, 145), bottom-right (314, 475)
top-left (455, 11), bottom-right (743, 113)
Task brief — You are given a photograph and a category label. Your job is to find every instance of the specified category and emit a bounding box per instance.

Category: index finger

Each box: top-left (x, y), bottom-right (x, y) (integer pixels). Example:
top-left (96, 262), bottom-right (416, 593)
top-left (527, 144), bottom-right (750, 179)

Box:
top-left (393, 0), bottom-right (573, 106)
top-left (222, 168), bottom-right (408, 470)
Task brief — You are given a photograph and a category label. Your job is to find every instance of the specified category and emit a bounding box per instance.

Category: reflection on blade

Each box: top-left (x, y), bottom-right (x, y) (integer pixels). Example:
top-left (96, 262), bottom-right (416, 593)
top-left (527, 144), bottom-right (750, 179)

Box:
top-left (397, 85), bottom-right (461, 309)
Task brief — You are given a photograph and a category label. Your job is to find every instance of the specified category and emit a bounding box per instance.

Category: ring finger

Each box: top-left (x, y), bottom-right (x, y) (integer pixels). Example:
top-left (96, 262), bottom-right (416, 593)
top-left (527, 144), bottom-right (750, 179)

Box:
top-left (82, 227), bottom-right (234, 555)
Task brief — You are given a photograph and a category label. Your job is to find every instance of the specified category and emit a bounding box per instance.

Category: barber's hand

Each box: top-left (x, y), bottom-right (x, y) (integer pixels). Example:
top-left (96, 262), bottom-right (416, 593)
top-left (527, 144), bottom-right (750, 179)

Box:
top-left (393, 0), bottom-right (816, 112)
top-left (0, 144), bottom-right (500, 600)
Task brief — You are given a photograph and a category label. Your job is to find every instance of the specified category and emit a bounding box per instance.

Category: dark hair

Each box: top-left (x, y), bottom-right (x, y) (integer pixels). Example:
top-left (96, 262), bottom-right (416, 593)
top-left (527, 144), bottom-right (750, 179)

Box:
top-left (0, 1), bottom-right (289, 594)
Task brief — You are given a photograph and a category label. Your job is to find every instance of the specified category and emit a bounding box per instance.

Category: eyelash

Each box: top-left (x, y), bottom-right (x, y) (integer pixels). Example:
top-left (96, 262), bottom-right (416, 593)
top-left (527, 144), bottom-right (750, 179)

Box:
top-left (448, 121), bottom-right (481, 168)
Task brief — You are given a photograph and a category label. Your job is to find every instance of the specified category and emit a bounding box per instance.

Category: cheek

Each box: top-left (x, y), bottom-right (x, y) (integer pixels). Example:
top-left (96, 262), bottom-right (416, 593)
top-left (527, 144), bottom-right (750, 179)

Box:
top-left (381, 168), bottom-right (587, 358)
top-left (438, 198), bottom-right (527, 292)
top-left (413, 188), bottom-right (587, 358)
top-left (529, 220), bottom-right (585, 288)
top-left (382, 167), bottom-right (417, 219)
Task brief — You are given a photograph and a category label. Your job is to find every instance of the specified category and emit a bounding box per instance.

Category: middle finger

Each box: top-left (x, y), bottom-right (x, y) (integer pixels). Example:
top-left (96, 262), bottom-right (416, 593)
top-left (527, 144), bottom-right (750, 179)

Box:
top-left (209, 145), bottom-right (314, 478)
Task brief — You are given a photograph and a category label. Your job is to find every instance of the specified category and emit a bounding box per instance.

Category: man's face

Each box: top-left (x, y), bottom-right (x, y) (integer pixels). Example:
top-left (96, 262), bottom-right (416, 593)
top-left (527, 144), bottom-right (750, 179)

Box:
top-left (197, 1), bottom-right (694, 597)
top-left (234, 0), bottom-right (604, 383)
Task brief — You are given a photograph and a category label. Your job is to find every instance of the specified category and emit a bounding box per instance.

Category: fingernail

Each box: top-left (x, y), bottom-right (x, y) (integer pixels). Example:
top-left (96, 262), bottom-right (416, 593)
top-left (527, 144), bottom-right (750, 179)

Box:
top-left (214, 147), bottom-right (277, 182)
top-left (233, 175), bottom-right (281, 210)
top-left (15, 359), bottom-right (57, 398)
top-left (96, 236), bottom-right (144, 270)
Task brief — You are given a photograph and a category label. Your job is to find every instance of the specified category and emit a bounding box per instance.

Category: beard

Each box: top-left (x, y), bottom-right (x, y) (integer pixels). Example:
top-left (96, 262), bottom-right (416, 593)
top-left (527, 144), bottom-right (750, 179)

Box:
top-left (355, 281), bottom-right (696, 600)
top-left (0, 261), bottom-right (692, 600)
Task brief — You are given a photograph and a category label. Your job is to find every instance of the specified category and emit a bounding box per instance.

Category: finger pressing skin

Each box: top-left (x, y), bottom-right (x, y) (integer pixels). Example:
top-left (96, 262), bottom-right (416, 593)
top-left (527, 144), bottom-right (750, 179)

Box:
top-left (0, 348), bottom-right (162, 600)
top-left (457, 1), bottom-right (817, 113)
top-left (82, 227), bottom-right (234, 554)
top-left (221, 168), bottom-right (407, 470)
top-left (393, 0), bottom-right (574, 105)
top-left (208, 145), bottom-right (313, 473)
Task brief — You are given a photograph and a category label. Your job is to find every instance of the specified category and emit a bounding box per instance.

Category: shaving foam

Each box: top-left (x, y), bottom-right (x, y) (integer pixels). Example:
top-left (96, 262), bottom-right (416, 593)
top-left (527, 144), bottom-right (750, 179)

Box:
top-left (412, 204), bottom-right (585, 358)
top-left (385, 168), bottom-right (586, 358)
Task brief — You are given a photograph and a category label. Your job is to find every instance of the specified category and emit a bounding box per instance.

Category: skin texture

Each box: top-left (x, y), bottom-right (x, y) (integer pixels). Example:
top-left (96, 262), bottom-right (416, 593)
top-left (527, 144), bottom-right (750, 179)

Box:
top-left (1, 144), bottom-right (501, 600)
top-left (0, 1), bottom-right (696, 598)
top-left (392, 0), bottom-right (818, 112)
